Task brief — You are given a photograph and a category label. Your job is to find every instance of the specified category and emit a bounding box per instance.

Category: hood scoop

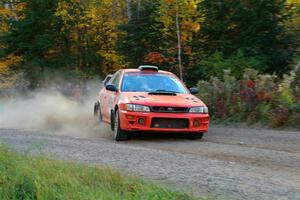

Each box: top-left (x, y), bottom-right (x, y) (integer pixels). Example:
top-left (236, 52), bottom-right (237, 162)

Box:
top-left (133, 95), bottom-right (146, 100)
top-left (148, 92), bottom-right (177, 96)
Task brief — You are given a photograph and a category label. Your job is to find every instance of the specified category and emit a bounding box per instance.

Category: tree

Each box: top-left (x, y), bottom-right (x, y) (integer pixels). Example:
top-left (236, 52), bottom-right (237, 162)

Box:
top-left (1, 0), bottom-right (127, 87)
top-left (157, 0), bottom-right (202, 80)
top-left (118, 0), bottom-right (165, 68)
top-left (0, 0), bottom-right (299, 89)
top-left (197, 0), bottom-right (295, 74)
top-left (285, 0), bottom-right (300, 72)
top-left (126, 0), bottom-right (132, 20)
top-left (1, 0), bottom-right (63, 87)
top-left (86, 0), bottom-right (126, 74)
top-left (0, 1), bottom-right (26, 88)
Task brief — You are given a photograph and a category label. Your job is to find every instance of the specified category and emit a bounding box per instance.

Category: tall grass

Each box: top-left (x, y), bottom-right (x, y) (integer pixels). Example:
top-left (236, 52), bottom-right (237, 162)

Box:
top-left (0, 144), bottom-right (200, 200)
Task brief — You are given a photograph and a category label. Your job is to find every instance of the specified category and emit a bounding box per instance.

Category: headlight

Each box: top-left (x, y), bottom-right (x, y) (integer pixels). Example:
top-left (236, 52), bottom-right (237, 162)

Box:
top-left (126, 104), bottom-right (150, 112)
top-left (189, 106), bottom-right (208, 114)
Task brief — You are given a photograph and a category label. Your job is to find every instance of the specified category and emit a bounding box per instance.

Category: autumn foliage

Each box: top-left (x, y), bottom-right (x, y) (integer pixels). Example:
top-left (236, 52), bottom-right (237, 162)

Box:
top-left (144, 52), bottom-right (175, 64)
top-left (197, 69), bottom-right (300, 128)
top-left (0, 0), bottom-right (300, 127)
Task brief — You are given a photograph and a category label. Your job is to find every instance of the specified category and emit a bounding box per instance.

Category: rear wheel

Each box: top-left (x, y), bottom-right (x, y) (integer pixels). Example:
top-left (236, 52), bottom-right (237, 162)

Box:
top-left (188, 133), bottom-right (204, 140)
top-left (94, 101), bottom-right (102, 121)
top-left (113, 110), bottom-right (129, 141)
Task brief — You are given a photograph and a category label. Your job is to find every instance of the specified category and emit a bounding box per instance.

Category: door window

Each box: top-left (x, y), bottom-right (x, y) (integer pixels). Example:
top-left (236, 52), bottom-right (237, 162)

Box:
top-left (109, 71), bottom-right (122, 89)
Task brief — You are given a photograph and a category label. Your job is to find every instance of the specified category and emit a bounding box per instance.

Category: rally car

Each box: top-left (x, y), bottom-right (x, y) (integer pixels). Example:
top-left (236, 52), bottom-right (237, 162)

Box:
top-left (94, 66), bottom-right (209, 141)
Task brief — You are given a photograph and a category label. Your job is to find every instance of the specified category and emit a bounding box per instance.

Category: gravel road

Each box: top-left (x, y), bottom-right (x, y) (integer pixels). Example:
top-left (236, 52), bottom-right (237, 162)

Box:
top-left (0, 125), bottom-right (299, 200)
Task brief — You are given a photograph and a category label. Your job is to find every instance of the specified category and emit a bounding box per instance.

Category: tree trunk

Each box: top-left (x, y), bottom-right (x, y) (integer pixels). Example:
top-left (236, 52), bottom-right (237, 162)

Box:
top-left (295, 58), bottom-right (300, 72)
top-left (112, 0), bottom-right (117, 19)
top-left (126, 0), bottom-right (132, 21)
top-left (175, 0), bottom-right (183, 81)
top-left (137, 0), bottom-right (142, 19)
top-left (9, 0), bottom-right (18, 21)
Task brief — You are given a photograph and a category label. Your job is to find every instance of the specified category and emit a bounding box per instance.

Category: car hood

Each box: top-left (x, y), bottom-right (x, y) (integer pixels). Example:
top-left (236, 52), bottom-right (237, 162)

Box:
top-left (122, 92), bottom-right (205, 107)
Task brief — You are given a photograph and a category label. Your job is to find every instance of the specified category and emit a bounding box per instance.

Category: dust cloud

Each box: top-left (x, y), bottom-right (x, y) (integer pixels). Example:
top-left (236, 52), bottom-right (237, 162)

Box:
top-left (0, 80), bottom-right (111, 139)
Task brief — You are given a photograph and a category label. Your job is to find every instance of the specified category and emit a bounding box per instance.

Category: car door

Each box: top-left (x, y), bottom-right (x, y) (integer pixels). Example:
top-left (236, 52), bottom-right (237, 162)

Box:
top-left (101, 71), bottom-right (122, 122)
top-left (99, 75), bottom-right (112, 122)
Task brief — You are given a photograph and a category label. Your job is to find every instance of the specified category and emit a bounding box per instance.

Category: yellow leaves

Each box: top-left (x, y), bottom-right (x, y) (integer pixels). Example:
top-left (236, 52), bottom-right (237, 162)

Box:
top-left (0, 5), bottom-right (24, 89)
top-left (163, 0), bottom-right (200, 11)
top-left (0, 55), bottom-right (22, 89)
top-left (54, 0), bottom-right (126, 73)
top-left (193, 23), bottom-right (201, 32)
top-left (0, 63), bottom-right (9, 75)
top-left (0, 55), bottom-right (22, 77)
top-left (159, 0), bottom-right (202, 41)
top-left (165, 0), bottom-right (175, 5)
top-left (88, 7), bottom-right (99, 21)
top-left (285, 0), bottom-right (300, 44)
top-left (287, 0), bottom-right (300, 4)
top-left (0, 1), bottom-right (26, 23)
top-left (182, 20), bottom-right (200, 33)
top-left (0, 7), bottom-right (11, 32)
top-left (98, 50), bottom-right (126, 73)
top-left (190, 0), bottom-right (198, 9)
top-left (0, 8), bottom-right (11, 16)
top-left (0, 54), bottom-right (22, 68)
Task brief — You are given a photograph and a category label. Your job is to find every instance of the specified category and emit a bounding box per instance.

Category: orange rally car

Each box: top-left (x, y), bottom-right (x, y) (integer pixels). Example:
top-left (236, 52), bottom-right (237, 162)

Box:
top-left (94, 66), bottom-right (210, 141)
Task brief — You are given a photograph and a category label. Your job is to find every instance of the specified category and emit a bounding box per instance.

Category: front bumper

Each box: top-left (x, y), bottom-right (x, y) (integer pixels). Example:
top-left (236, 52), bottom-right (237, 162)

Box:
top-left (119, 110), bottom-right (209, 133)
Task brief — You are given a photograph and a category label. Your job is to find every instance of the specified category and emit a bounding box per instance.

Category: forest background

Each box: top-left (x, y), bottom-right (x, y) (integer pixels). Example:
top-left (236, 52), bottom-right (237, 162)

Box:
top-left (1, 0), bottom-right (300, 127)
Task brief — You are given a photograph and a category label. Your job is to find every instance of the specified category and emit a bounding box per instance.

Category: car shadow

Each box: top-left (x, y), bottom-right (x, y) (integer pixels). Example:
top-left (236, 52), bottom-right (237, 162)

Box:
top-left (128, 132), bottom-right (202, 141)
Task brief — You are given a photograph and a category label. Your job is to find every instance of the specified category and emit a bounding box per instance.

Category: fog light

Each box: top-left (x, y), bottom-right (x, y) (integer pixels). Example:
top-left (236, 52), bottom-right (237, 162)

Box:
top-left (193, 119), bottom-right (200, 127)
top-left (138, 118), bottom-right (145, 125)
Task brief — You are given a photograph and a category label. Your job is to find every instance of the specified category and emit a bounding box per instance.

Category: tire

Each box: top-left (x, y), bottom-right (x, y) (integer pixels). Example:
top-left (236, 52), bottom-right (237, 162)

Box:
top-left (188, 132), bottom-right (204, 140)
top-left (94, 102), bottom-right (99, 116)
top-left (113, 110), bottom-right (129, 141)
top-left (94, 101), bottom-right (102, 122)
top-left (110, 110), bottom-right (114, 131)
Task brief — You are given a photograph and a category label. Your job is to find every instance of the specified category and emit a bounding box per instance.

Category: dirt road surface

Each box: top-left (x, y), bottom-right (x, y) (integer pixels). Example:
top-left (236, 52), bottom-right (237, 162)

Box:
top-left (0, 125), bottom-right (299, 200)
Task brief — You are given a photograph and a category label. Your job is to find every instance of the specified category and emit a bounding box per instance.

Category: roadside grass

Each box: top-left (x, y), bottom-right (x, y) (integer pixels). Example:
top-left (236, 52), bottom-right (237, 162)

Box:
top-left (0, 144), bottom-right (201, 200)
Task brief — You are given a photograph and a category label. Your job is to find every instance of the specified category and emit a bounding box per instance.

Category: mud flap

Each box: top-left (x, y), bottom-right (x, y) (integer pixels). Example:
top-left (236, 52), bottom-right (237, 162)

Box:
top-left (94, 102), bottom-right (99, 116)
top-left (110, 110), bottom-right (115, 131)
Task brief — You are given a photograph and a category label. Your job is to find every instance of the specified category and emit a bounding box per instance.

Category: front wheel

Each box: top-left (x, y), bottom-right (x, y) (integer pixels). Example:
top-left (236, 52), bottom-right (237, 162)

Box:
top-left (187, 133), bottom-right (204, 140)
top-left (113, 110), bottom-right (129, 141)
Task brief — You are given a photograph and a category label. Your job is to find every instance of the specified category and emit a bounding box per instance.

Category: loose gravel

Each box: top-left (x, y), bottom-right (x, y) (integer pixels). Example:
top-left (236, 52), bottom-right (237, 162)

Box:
top-left (0, 126), bottom-right (299, 200)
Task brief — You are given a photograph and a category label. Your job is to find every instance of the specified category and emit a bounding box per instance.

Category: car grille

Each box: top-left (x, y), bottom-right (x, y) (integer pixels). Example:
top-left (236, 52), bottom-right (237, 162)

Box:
top-left (151, 118), bottom-right (189, 129)
top-left (150, 106), bottom-right (189, 113)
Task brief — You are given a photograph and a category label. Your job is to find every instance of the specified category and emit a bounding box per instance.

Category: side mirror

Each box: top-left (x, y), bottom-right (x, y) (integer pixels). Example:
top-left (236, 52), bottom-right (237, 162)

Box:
top-left (190, 87), bottom-right (199, 95)
top-left (106, 84), bottom-right (117, 92)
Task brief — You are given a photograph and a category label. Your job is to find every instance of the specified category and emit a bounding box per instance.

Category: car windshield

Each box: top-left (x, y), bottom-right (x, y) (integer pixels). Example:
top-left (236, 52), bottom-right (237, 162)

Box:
top-left (121, 72), bottom-right (188, 93)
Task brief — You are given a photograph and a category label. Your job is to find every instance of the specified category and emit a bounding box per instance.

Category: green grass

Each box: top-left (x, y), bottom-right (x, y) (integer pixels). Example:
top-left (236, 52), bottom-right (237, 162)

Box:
top-left (0, 144), bottom-right (201, 200)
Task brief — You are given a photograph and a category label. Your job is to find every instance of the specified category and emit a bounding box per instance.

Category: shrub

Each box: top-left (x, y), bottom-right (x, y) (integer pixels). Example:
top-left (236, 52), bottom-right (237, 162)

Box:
top-left (194, 52), bottom-right (266, 80)
top-left (197, 69), bottom-right (300, 128)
